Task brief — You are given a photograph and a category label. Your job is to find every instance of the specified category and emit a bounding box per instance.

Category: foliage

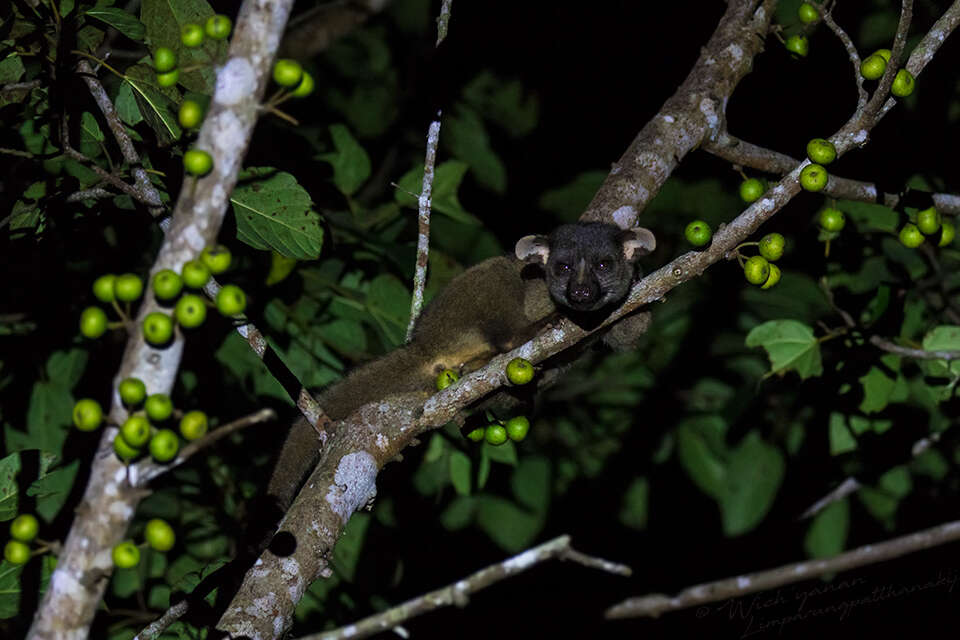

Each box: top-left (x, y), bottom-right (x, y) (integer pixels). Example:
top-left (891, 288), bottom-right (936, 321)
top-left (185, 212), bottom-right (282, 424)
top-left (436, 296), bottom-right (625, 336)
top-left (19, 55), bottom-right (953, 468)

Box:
top-left (2, 0), bottom-right (960, 636)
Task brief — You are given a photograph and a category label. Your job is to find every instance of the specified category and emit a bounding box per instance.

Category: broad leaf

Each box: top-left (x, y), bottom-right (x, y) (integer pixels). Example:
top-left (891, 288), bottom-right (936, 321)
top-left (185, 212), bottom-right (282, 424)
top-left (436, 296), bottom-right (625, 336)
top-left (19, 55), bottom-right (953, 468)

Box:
top-left (85, 7), bottom-right (146, 41)
top-left (476, 496), bottom-right (542, 552)
top-left (125, 64), bottom-right (181, 146)
top-left (745, 319), bottom-right (822, 379)
top-left (316, 124), bottom-right (371, 196)
top-left (443, 105), bottom-right (507, 194)
top-left (804, 499), bottom-right (849, 559)
top-left (395, 160), bottom-right (479, 225)
top-left (618, 476), bottom-right (649, 531)
top-left (448, 450), bottom-right (471, 496)
top-left (232, 168), bottom-right (324, 259)
top-left (720, 431), bottom-right (785, 536)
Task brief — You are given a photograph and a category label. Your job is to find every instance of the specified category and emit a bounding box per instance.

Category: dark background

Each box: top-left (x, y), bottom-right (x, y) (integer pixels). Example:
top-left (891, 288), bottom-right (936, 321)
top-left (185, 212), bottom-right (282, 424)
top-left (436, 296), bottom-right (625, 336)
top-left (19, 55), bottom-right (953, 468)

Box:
top-left (3, 0), bottom-right (959, 638)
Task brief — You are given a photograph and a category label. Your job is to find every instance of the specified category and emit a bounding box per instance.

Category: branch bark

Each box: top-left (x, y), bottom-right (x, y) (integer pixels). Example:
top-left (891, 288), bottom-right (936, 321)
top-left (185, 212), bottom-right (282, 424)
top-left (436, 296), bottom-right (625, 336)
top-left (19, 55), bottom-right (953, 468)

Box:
top-left (219, 1), bottom-right (960, 637)
top-left (26, 1), bottom-right (295, 638)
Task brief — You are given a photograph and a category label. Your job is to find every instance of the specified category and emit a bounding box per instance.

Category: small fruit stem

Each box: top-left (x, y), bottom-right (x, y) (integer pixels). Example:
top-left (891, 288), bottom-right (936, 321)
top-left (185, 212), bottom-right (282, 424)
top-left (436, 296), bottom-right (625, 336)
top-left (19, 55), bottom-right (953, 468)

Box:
top-left (70, 50), bottom-right (125, 79)
top-left (263, 105), bottom-right (299, 126)
top-left (263, 88), bottom-right (287, 109)
top-left (111, 300), bottom-right (128, 322)
top-left (823, 238), bottom-right (832, 258)
top-left (817, 327), bottom-right (848, 344)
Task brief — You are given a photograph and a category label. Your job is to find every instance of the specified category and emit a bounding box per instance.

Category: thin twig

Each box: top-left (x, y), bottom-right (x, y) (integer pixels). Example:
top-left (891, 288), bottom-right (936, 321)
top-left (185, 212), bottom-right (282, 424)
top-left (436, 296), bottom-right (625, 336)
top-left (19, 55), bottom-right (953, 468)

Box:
top-left (75, 59), bottom-right (164, 212)
top-left (136, 408), bottom-right (276, 484)
top-left (869, 335), bottom-right (960, 361)
top-left (303, 535), bottom-right (630, 640)
top-left (436, 0), bottom-right (453, 46)
top-left (606, 519), bottom-right (960, 618)
top-left (405, 113), bottom-right (442, 342)
top-left (799, 477), bottom-right (861, 520)
top-left (131, 599), bottom-right (188, 640)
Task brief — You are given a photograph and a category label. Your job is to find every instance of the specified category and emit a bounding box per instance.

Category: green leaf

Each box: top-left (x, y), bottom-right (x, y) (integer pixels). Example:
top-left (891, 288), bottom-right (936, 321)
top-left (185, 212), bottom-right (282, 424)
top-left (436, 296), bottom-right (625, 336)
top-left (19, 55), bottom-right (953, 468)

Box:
top-left (858, 486), bottom-right (898, 526)
top-left (124, 64), bottom-right (181, 146)
top-left (443, 105), bottom-right (507, 194)
top-left (315, 319), bottom-right (368, 358)
top-left (461, 71), bottom-right (539, 137)
top-left (76, 24), bottom-right (105, 52)
top-left (920, 325), bottom-right (960, 378)
top-left (859, 285), bottom-right (890, 327)
top-left (482, 440), bottom-right (517, 466)
top-left (440, 495), bottom-right (477, 530)
top-left (476, 452), bottom-right (491, 490)
top-left (882, 237), bottom-right (928, 280)
top-left (878, 465), bottom-right (912, 499)
top-left (115, 81), bottom-right (144, 126)
top-left (687, 378), bottom-right (735, 413)
top-left (332, 512), bottom-right (370, 582)
top-left (741, 273), bottom-right (831, 325)
top-left (214, 334), bottom-right (290, 403)
top-left (676, 416), bottom-right (728, 500)
top-left (395, 160), bottom-right (479, 225)
top-left (0, 559), bottom-right (24, 619)
top-left (745, 319), bottom-right (822, 379)
top-left (841, 200), bottom-right (898, 233)
top-left (28, 460), bottom-right (79, 522)
top-left (828, 412), bottom-right (856, 455)
top-left (232, 168), bottom-right (324, 260)
top-left (0, 453), bottom-right (23, 521)
top-left (365, 275), bottom-right (410, 348)
top-left (827, 256), bottom-right (892, 294)
top-left (911, 449), bottom-right (949, 480)
top-left (803, 499), bottom-right (849, 559)
top-left (618, 477), bottom-right (649, 531)
top-left (423, 432), bottom-right (447, 462)
top-left (720, 431), bottom-right (785, 536)
top-left (45, 349), bottom-right (88, 389)
top-left (539, 171), bottom-right (607, 222)
top-left (85, 7), bottom-right (146, 41)
top-left (25, 381), bottom-right (73, 457)
top-left (512, 456), bottom-right (550, 514)
top-left (647, 178), bottom-right (741, 224)
top-left (448, 451), bottom-right (471, 496)
top-left (858, 354), bottom-right (903, 414)
top-left (316, 124), bottom-right (371, 196)
top-left (475, 496), bottom-right (542, 552)
top-left (111, 565), bottom-right (143, 598)
top-left (328, 83), bottom-right (398, 138)
top-left (0, 54), bottom-right (25, 85)
top-left (140, 0), bottom-right (219, 93)
top-left (900, 298), bottom-right (927, 340)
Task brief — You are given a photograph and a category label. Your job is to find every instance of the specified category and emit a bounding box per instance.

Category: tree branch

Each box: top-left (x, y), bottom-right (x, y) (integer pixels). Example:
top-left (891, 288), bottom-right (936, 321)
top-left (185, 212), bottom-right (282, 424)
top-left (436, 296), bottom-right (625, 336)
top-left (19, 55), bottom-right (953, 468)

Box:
top-left (219, 2), bottom-right (960, 637)
top-left (27, 1), bottom-right (296, 637)
top-left (606, 519), bottom-right (960, 619)
top-left (302, 535), bottom-right (629, 640)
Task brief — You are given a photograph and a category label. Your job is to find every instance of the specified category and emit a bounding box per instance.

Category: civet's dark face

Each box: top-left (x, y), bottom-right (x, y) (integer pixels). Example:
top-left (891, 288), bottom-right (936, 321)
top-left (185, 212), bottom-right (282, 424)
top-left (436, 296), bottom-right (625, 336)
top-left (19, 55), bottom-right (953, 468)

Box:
top-left (517, 223), bottom-right (656, 312)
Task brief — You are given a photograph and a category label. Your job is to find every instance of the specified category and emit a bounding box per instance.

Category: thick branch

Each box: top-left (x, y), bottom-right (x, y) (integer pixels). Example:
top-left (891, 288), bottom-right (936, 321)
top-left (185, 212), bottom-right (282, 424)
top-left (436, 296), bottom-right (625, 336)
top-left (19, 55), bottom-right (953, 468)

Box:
top-left (221, 2), bottom-right (960, 637)
top-left (581, 0), bottom-right (775, 226)
top-left (27, 2), bottom-right (295, 638)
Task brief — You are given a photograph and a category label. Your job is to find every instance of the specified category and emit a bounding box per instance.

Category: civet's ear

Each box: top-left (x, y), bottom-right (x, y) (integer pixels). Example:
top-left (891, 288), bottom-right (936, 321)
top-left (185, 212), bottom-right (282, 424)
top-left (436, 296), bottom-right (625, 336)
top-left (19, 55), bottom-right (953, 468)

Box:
top-left (621, 227), bottom-right (656, 261)
top-left (515, 234), bottom-right (551, 265)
